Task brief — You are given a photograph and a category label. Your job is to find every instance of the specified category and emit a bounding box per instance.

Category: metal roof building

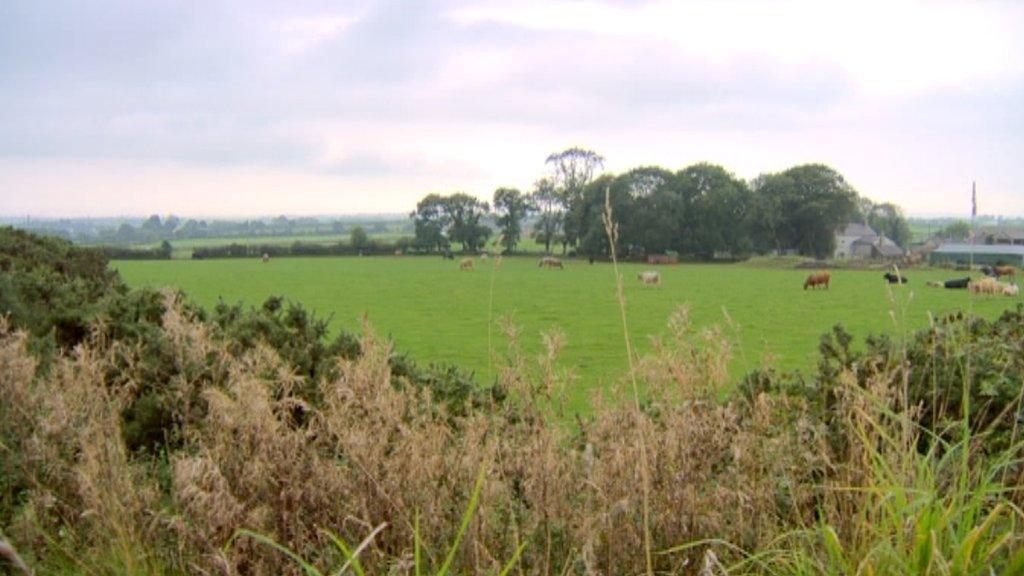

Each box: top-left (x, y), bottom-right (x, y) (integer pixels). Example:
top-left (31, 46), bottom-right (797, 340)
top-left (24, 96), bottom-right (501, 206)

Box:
top-left (929, 243), bottom-right (1024, 266)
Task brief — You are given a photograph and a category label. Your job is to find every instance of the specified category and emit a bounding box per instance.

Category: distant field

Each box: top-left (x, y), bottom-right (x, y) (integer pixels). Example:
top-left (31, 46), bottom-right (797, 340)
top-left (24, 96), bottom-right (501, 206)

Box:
top-left (114, 257), bottom-right (1021, 413)
top-left (118, 233), bottom-right (551, 258)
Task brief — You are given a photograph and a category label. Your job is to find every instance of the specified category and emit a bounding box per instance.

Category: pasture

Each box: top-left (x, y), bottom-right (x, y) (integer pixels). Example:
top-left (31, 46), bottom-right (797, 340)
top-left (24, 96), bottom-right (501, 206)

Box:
top-left (113, 256), bottom-right (1020, 413)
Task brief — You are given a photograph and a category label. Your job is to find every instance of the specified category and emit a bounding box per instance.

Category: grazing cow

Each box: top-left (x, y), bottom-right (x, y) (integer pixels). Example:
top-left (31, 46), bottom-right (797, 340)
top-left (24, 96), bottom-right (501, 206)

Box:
top-left (394, 249), bottom-right (404, 257)
top-left (980, 265), bottom-right (996, 277)
top-left (637, 270), bottom-right (661, 285)
top-left (970, 277), bottom-right (1001, 295)
top-left (926, 280), bottom-right (943, 288)
top-left (883, 272), bottom-right (908, 284)
top-left (943, 277), bottom-right (971, 289)
top-left (803, 271), bottom-right (830, 290)
top-left (261, 253), bottom-right (270, 263)
top-left (993, 265), bottom-right (1016, 278)
top-left (460, 258), bottom-right (474, 271)
top-left (480, 252), bottom-right (488, 261)
top-left (1003, 283), bottom-right (1019, 297)
top-left (538, 256), bottom-right (564, 269)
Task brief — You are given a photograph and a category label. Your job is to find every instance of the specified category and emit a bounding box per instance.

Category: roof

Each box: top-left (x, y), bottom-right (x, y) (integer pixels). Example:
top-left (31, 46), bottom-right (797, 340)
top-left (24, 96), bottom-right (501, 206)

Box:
top-left (875, 241), bottom-right (905, 257)
top-left (933, 243), bottom-right (1024, 255)
top-left (837, 222), bottom-right (877, 238)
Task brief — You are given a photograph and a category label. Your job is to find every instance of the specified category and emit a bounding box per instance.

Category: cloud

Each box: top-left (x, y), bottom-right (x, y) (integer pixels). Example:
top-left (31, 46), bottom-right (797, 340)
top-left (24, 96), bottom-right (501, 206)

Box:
top-left (0, 0), bottom-right (1022, 216)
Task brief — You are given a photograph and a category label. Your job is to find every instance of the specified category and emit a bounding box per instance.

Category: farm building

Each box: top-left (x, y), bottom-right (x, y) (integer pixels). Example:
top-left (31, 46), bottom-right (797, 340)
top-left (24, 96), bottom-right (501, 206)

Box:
top-left (929, 243), bottom-right (1024, 266)
top-left (834, 223), bottom-right (905, 260)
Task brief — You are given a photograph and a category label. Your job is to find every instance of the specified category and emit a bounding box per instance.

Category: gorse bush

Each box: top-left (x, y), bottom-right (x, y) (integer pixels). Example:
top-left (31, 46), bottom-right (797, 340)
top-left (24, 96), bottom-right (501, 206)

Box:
top-left (0, 226), bottom-right (122, 349)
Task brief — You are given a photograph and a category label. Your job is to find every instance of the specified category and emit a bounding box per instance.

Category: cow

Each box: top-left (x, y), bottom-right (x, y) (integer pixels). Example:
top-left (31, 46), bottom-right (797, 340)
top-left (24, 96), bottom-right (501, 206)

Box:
top-left (883, 272), bottom-right (908, 284)
top-left (993, 265), bottom-right (1016, 278)
top-left (970, 277), bottom-right (1001, 295)
top-left (538, 256), bottom-right (564, 269)
top-left (804, 271), bottom-right (830, 290)
top-left (1003, 283), bottom-right (1019, 297)
top-left (261, 253), bottom-right (270, 263)
top-left (480, 252), bottom-right (489, 262)
top-left (637, 270), bottom-right (661, 285)
top-left (943, 277), bottom-right (971, 289)
top-left (460, 258), bottom-right (474, 271)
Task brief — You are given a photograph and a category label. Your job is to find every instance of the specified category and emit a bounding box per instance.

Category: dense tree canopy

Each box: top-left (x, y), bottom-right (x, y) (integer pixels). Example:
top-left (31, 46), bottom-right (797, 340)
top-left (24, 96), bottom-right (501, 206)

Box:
top-left (411, 193), bottom-right (491, 252)
top-left (492, 187), bottom-right (534, 253)
top-left (409, 155), bottom-right (901, 260)
top-left (865, 202), bottom-right (912, 249)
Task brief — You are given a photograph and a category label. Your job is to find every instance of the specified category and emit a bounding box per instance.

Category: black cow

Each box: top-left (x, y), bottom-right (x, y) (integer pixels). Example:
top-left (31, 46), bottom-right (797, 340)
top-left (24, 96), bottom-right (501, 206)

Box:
top-left (883, 272), bottom-right (908, 284)
top-left (943, 277), bottom-right (971, 289)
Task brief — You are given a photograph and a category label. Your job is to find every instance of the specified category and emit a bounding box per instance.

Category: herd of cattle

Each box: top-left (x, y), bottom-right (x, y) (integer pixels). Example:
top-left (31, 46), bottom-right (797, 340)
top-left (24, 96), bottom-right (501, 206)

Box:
top-left (457, 253), bottom-right (1019, 295)
top-left (262, 248), bottom-right (1017, 295)
top-left (455, 253), bottom-right (666, 286)
top-left (804, 265), bottom-right (1019, 296)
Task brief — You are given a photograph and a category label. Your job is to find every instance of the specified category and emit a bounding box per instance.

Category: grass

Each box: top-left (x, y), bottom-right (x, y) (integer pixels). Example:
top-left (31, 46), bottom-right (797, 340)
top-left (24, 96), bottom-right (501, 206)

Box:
top-left (112, 256), bottom-right (1020, 413)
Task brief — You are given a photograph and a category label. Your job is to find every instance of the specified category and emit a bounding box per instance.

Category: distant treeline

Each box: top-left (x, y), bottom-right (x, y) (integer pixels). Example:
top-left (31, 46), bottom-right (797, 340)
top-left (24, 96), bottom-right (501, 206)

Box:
top-left (411, 149), bottom-right (914, 260)
top-left (98, 241), bottom-right (173, 260)
top-left (2, 214), bottom-right (412, 245)
top-left (191, 239), bottom-right (412, 259)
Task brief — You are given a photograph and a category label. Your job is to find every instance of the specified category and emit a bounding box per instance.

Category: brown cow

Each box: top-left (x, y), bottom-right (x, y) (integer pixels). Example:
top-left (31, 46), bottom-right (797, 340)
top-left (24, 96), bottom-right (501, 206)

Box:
top-left (993, 265), bottom-right (1016, 278)
top-left (460, 258), bottom-right (475, 271)
top-left (804, 271), bottom-right (830, 290)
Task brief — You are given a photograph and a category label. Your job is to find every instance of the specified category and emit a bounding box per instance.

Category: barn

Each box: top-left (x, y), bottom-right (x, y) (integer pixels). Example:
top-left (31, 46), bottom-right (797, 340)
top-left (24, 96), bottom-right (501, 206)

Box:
top-left (929, 243), bottom-right (1024, 267)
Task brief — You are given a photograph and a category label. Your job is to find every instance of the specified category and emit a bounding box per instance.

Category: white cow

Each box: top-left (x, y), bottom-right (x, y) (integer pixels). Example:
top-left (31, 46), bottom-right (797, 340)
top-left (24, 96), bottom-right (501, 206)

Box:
top-left (637, 270), bottom-right (661, 285)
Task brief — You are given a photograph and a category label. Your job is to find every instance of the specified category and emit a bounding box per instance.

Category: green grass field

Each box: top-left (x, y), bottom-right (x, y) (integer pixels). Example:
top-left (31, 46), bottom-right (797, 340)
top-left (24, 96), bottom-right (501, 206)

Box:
top-left (113, 256), bottom-right (1020, 412)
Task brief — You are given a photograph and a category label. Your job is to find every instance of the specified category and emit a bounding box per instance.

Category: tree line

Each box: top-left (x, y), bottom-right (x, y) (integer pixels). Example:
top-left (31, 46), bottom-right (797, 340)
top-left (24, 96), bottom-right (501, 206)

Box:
top-left (410, 148), bottom-right (912, 260)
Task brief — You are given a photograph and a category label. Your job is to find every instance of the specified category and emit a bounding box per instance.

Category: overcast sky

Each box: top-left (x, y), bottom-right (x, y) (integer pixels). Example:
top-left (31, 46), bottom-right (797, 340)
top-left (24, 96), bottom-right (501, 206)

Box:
top-left (1, 0), bottom-right (1022, 218)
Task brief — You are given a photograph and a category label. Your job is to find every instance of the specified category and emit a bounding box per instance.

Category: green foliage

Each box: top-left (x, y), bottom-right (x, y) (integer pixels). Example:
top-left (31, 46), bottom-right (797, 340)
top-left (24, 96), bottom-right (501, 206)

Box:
top-left (940, 220), bottom-right (972, 241)
top-left (866, 201), bottom-right (912, 248)
top-left (411, 193), bottom-right (492, 252)
top-left (349, 226), bottom-right (370, 250)
top-left (752, 164), bottom-right (860, 259)
top-left (492, 187), bottom-right (534, 252)
top-left (0, 226), bottom-right (124, 348)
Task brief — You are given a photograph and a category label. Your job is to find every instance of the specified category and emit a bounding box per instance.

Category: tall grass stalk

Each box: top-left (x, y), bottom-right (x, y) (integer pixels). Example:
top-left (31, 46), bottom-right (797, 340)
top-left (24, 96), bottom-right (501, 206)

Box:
top-left (602, 187), bottom-right (654, 576)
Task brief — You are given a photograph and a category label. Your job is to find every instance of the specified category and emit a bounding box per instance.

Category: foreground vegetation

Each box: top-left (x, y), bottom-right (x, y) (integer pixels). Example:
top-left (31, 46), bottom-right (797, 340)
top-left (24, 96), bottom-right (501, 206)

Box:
top-left (2, 227), bottom-right (1023, 575)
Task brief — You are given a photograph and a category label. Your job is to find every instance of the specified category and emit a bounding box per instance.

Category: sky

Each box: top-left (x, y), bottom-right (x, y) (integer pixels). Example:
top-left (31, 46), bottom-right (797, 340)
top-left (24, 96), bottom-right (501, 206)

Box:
top-left (1, 0), bottom-right (1022, 218)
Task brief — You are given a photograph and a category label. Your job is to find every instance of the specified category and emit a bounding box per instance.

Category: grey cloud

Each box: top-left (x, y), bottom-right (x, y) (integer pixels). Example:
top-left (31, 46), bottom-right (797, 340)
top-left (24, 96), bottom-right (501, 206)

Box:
top-left (0, 0), bottom-right (1021, 183)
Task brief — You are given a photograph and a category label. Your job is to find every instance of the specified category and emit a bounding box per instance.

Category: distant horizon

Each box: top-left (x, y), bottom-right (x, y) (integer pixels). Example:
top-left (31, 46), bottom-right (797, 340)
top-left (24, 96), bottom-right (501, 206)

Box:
top-left (3, 209), bottom-right (1023, 222)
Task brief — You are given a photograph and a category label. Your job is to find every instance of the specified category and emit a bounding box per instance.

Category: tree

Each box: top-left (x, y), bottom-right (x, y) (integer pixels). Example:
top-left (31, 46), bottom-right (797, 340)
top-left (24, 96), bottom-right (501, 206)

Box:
top-left (940, 220), bottom-right (971, 241)
top-left (492, 187), bottom-right (533, 253)
top-left (546, 147), bottom-right (604, 252)
top-left (530, 178), bottom-right (561, 254)
top-left (443, 193), bottom-right (491, 252)
top-left (866, 202), bottom-right (911, 248)
top-left (618, 167), bottom-right (680, 255)
top-left (411, 194), bottom-right (450, 251)
top-left (675, 163), bottom-right (752, 258)
top-left (749, 173), bottom-right (791, 254)
top-left (751, 164), bottom-right (859, 259)
top-left (349, 226), bottom-right (369, 249)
